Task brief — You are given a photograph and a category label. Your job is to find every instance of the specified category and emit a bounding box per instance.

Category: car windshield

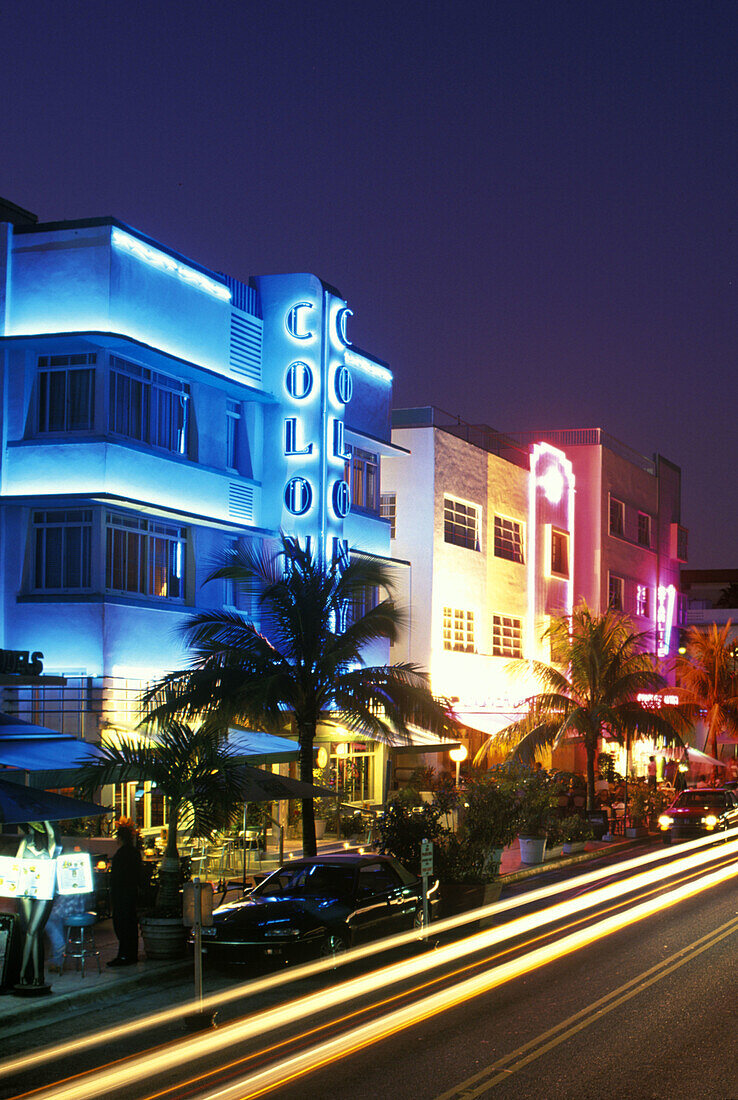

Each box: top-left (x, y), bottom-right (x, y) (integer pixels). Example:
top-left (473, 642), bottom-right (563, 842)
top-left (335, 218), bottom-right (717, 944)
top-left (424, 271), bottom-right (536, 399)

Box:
top-left (674, 792), bottom-right (727, 809)
top-left (255, 863), bottom-right (355, 898)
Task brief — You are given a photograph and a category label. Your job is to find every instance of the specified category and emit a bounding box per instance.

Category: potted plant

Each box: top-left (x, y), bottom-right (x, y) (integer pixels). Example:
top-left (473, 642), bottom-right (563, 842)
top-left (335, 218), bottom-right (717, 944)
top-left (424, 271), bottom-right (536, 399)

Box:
top-left (559, 814), bottom-right (594, 854)
top-left (626, 783), bottom-right (650, 838)
top-left (516, 773), bottom-right (555, 864)
top-left (78, 720), bottom-right (244, 959)
top-left (545, 817), bottom-right (565, 861)
top-left (434, 777), bottom-right (516, 922)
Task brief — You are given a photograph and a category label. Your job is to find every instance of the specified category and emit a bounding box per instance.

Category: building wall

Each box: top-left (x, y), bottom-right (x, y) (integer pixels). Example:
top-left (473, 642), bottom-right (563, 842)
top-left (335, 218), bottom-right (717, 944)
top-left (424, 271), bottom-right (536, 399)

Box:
top-left (0, 213), bottom-right (395, 803)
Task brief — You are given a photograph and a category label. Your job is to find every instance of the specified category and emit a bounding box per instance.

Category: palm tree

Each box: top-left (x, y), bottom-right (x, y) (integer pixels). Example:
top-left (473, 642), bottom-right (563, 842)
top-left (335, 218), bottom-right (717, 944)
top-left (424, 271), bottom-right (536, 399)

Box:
top-left (78, 720), bottom-right (244, 910)
top-left (675, 621), bottom-right (738, 761)
top-left (144, 535), bottom-right (455, 856)
top-left (475, 603), bottom-right (687, 810)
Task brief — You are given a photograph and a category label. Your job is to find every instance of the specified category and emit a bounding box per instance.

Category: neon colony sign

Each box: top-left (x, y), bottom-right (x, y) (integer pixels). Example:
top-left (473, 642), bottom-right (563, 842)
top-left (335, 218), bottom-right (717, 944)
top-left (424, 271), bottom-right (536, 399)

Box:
top-left (281, 298), bottom-right (354, 566)
top-left (656, 583), bottom-right (677, 658)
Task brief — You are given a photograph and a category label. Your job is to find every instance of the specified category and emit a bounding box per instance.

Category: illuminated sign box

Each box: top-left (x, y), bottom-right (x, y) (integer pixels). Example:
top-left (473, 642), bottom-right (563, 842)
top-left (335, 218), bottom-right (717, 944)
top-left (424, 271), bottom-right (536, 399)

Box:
top-left (0, 852), bottom-right (93, 900)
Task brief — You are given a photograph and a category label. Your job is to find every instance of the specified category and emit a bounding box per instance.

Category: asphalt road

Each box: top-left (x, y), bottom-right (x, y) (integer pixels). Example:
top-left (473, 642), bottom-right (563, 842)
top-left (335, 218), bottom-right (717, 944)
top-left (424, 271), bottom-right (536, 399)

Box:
top-left (275, 871), bottom-right (738, 1100)
top-left (3, 842), bottom-right (736, 1100)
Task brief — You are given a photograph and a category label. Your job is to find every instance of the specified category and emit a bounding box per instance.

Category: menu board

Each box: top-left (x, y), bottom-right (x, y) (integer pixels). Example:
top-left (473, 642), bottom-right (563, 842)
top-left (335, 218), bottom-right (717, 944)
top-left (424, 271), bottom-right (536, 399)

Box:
top-left (56, 853), bottom-right (93, 896)
top-left (0, 856), bottom-right (56, 900)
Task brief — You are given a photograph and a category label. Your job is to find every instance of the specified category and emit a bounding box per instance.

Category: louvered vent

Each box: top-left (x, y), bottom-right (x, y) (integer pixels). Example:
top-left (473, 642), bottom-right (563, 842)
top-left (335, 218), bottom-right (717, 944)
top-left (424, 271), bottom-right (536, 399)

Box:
top-left (229, 483), bottom-right (255, 523)
top-left (230, 311), bottom-right (262, 383)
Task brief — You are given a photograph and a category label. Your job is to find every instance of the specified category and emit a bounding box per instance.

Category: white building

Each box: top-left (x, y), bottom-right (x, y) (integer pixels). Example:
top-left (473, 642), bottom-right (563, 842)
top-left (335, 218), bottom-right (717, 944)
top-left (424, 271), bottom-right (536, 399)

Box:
top-left (382, 409), bottom-right (687, 775)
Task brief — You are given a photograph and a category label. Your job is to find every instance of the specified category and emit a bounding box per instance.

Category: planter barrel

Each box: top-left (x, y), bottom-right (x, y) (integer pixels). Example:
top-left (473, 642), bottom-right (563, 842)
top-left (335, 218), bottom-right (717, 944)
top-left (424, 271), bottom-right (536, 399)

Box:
top-left (562, 841), bottom-right (586, 855)
top-left (140, 915), bottom-right (187, 960)
top-left (518, 836), bottom-right (547, 864)
top-left (440, 881), bottom-right (502, 927)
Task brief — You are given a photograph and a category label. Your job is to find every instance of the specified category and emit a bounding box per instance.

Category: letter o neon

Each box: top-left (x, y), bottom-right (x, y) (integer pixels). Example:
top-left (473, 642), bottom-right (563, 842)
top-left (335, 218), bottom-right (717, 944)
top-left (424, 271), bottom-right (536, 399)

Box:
top-left (285, 361), bottom-right (314, 400)
top-left (284, 477), bottom-right (313, 516)
top-left (333, 480), bottom-right (351, 518)
top-left (334, 365), bottom-right (353, 405)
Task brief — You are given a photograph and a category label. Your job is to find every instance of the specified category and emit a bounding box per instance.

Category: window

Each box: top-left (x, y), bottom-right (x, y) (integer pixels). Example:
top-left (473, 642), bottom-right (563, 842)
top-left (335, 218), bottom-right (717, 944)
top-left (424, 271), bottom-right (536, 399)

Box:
top-left (609, 496), bottom-right (625, 537)
top-left (380, 493), bottom-right (396, 539)
top-left (347, 447), bottom-right (378, 511)
top-left (38, 354), bottom-right (96, 433)
top-left (550, 529), bottom-right (569, 577)
top-left (443, 607), bottom-right (475, 652)
top-left (636, 584), bottom-right (649, 618)
top-left (444, 497), bottom-right (480, 551)
top-left (494, 515), bottom-right (524, 563)
top-left (492, 614), bottom-right (523, 658)
top-left (109, 356), bottom-right (190, 456)
top-left (33, 510), bottom-right (92, 590)
top-left (608, 574), bottom-right (624, 611)
top-left (637, 512), bottom-right (651, 548)
top-left (226, 400), bottom-right (240, 471)
top-left (105, 512), bottom-right (185, 599)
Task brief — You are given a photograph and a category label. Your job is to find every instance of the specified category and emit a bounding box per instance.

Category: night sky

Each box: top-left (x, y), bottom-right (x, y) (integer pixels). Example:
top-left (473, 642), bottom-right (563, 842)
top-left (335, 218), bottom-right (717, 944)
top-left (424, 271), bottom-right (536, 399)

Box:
top-left (3, 1), bottom-right (736, 566)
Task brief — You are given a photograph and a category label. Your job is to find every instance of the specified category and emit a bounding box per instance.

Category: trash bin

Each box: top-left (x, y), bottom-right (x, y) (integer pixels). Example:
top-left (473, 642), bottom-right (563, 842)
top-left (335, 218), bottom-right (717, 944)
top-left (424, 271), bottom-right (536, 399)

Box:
top-left (587, 810), bottom-right (608, 840)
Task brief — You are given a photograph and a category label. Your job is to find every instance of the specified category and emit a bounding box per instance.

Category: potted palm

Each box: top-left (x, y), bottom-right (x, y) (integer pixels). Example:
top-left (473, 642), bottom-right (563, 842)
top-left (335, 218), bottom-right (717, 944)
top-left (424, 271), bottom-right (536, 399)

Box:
top-left (78, 720), bottom-right (244, 959)
top-left (626, 782), bottom-right (650, 838)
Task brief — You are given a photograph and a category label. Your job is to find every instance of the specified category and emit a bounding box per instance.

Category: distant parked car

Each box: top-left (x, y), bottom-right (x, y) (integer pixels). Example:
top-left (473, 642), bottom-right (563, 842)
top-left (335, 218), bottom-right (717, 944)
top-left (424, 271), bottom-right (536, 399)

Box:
top-left (196, 852), bottom-right (438, 966)
top-left (658, 788), bottom-right (738, 844)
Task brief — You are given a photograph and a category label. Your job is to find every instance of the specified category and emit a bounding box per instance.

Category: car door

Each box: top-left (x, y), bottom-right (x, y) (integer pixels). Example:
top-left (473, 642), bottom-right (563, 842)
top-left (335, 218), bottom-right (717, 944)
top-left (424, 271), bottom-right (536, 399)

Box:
top-left (350, 862), bottom-right (405, 944)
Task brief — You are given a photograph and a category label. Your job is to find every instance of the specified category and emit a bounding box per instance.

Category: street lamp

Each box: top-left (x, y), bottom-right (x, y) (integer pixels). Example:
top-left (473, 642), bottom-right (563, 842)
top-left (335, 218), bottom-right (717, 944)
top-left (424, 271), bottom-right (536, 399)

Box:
top-left (449, 744), bottom-right (468, 787)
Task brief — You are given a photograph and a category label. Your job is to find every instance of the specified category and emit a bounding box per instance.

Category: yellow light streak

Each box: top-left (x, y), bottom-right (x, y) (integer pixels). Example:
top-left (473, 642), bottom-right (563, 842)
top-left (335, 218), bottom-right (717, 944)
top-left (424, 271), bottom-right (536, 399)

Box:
top-left (194, 858), bottom-right (738, 1100)
top-left (3, 825), bottom-right (734, 1085)
top-left (15, 839), bottom-right (738, 1100)
top-left (137, 857), bottom-right (732, 1100)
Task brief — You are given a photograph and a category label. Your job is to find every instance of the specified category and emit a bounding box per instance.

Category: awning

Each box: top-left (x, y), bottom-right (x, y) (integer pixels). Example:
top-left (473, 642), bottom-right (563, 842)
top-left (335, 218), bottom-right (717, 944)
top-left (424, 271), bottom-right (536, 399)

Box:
top-left (226, 728), bottom-right (299, 764)
top-left (452, 709), bottom-right (524, 739)
top-left (0, 719), bottom-right (104, 788)
top-left (382, 726), bottom-right (460, 755)
top-left (686, 746), bottom-right (726, 768)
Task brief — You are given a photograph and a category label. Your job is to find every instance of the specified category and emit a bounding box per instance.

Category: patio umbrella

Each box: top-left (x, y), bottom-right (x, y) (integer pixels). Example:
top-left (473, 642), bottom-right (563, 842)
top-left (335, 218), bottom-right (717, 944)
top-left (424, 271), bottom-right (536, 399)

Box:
top-left (0, 777), bottom-right (110, 825)
top-left (233, 765), bottom-right (336, 802)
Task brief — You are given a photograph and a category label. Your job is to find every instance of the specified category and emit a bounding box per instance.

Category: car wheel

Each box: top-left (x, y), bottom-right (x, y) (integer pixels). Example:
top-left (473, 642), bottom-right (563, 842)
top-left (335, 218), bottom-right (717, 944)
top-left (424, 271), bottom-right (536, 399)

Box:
top-left (318, 931), bottom-right (347, 964)
top-left (662, 832), bottom-right (671, 846)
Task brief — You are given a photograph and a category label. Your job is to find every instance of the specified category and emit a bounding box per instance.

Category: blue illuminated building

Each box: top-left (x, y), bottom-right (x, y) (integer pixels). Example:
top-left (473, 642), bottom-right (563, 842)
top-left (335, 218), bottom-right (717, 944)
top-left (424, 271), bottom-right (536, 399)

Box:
top-left (0, 202), bottom-right (398, 808)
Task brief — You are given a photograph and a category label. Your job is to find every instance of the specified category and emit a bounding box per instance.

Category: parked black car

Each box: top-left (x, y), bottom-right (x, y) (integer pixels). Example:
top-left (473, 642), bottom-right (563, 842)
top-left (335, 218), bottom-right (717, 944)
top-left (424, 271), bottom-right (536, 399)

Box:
top-left (197, 852), bottom-right (437, 966)
top-left (658, 788), bottom-right (738, 844)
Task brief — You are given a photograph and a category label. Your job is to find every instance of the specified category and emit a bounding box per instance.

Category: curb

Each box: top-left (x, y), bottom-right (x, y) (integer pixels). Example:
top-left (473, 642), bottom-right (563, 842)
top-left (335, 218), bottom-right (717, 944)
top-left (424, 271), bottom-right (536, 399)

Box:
top-left (499, 837), bottom-right (647, 886)
top-left (0, 958), bottom-right (190, 1035)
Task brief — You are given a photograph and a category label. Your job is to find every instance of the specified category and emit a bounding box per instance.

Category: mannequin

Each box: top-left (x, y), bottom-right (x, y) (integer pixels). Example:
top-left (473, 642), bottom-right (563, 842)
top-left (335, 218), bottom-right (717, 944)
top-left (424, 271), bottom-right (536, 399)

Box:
top-left (16, 820), bottom-right (60, 986)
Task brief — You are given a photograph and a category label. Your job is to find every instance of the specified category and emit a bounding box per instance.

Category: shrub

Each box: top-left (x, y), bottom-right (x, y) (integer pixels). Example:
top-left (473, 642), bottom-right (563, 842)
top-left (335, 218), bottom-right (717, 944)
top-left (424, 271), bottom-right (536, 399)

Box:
top-left (559, 814), bottom-right (594, 843)
top-left (376, 800), bottom-right (447, 875)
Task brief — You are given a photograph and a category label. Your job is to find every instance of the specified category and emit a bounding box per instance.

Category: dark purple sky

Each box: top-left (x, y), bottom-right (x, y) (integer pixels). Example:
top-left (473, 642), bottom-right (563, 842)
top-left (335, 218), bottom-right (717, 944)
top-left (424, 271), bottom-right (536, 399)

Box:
top-left (3, 1), bottom-right (736, 566)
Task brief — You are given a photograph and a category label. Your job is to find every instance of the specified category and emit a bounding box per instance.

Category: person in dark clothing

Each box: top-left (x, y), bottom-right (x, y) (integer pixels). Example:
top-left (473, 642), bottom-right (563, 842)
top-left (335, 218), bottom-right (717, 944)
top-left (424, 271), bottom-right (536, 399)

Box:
top-left (108, 818), bottom-right (142, 967)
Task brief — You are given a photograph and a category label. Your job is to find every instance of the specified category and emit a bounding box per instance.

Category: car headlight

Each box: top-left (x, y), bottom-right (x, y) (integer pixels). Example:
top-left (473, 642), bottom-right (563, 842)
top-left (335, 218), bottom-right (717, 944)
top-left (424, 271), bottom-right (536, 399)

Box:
top-left (658, 815), bottom-right (673, 829)
top-left (702, 815), bottom-right (719, 829)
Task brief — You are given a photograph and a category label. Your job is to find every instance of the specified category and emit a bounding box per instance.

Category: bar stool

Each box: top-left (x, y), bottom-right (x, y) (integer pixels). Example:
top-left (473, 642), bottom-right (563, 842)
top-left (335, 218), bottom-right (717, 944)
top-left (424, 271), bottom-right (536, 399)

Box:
top-left (63, 912), bottom-right (101, 977)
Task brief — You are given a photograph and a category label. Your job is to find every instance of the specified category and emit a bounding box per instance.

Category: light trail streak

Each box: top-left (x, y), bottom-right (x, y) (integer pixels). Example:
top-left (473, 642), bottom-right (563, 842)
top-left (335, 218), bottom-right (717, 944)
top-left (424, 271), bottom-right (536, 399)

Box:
top-left (436, 913), bottom-right (738, 1098)
top-left (3, 826), bottom-right (734, 1084)
top-left (191, 857), bottom-right (738, 1100)
top-left (137, 854), bottom-right (736, 1100)
top-left (13, 838), bottom-right (738, 1100)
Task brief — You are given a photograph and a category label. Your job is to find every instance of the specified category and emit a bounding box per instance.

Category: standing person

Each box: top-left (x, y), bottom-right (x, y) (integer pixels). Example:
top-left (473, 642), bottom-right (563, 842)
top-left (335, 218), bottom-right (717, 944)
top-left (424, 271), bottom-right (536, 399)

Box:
top-left (647, 756), bottom-right (657, 789)
top-left (108, 818), bottom-right (142, 967)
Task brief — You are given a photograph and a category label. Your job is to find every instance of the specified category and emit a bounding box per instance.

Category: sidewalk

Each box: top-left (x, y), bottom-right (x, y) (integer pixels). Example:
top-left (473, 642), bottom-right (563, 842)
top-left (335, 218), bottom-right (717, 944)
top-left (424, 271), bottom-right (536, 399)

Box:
top-left (0, 833), bottom-right (650, 1034)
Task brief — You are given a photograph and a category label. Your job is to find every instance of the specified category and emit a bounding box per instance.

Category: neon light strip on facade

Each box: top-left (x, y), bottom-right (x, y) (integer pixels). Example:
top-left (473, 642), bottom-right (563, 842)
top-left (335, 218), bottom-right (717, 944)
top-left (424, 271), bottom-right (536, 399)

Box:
top-left (111, 229), bottom-right (231, 302)
top-left (343, 349), bottom-right (392, 383)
